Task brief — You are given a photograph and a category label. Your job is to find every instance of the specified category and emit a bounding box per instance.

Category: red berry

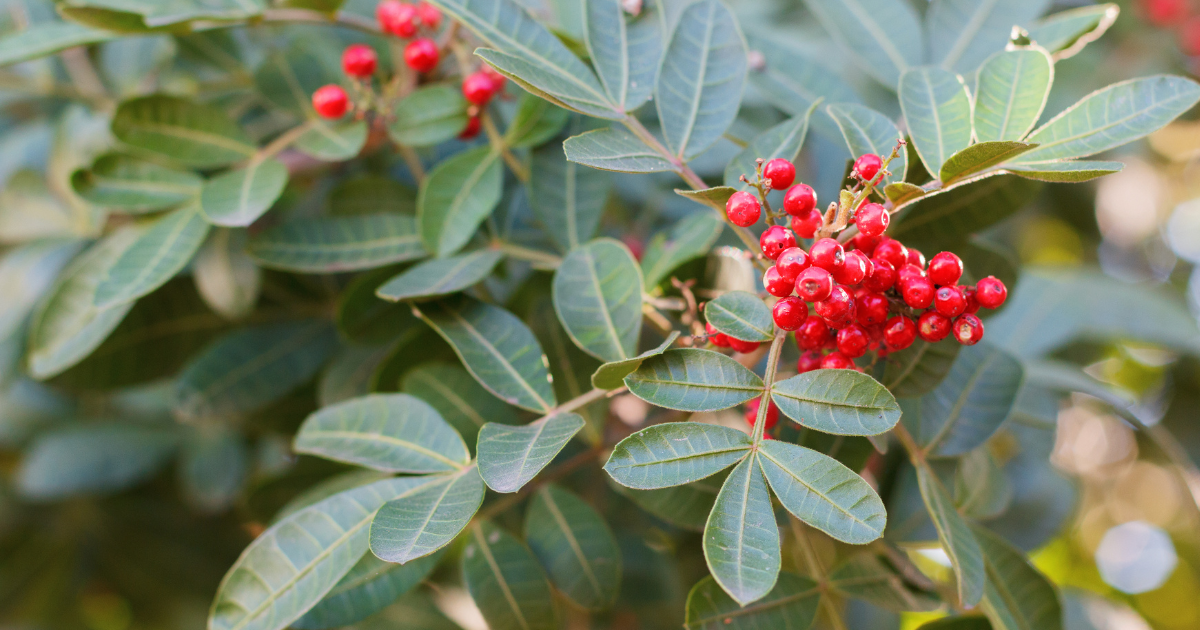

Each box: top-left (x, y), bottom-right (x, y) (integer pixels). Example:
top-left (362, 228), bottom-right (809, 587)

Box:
top-left (837, 324), bottom-right (869, 358)
top-left (976, 276), bottom-right (1007, 309)
top-left (854, 153), bottom-right (883, 182)
top-left (1144, 0), bottom-right (1187, 25)
top-left (815, 285), bottom-right (855, 327)
top-left (833, 249), bottom-right (871, 286)
top-left (791, 209), bottom-right (823, 238)
top-left (873, 238), bottom-right (908, 270)
top-left (797, 350), bottom-right (823, 373)
top-left (851, 233), bottom-right (881, 257)
top-left (953, 314), bottom-right (985, 345)
top-left (928, 252), bottom-right (963, 286)
top-left (775, 247), bottom-right (810, 283)
top-left (481, 66), bottom-right (507, 90)
top-left (783, 184), bottom-right (817, 216)
top-left (863, 258), bottom-right (897, 292)
top-left (763, 266), bottom-right (795, 298)
top-left (378, 0), bottom-right (418, 37)
top-left (898, 263), bottom-right (927, 284)
top-left (901, 276), bottom-right (935, 309)
top-left (961, 285), bottom-right (981, 314)
top-left (883, 316), bottom-right (917, 350)
top-left (809, 238), bottom-right (844, 273)
top-left (856, 292), bottom-right (889, 326)
top-left (760, 225), bottom-right (796, 260)
top-left (745, 398), bottom-right (779, 430)
top-left (404, 38), bottom-right (440, 73)
top-left (726, 191), bottom-right (761, 227)
top-left (312, 85), bottom-right (349, 119)
top-left (795, 266), bottom-right (833, 302)
top-left (773, 297), bottom-right (808, 331)
top-left (459, 116), bottom-right (481, 139)
top-left (1182, 18), bottom-right (1200, 56)
top-left (917, 311), bottom-right (952, 343)
top-left (706, 322), bottom-right (730, 348)
top-left (417, 1), bottom-right (442, 29)
top-left (728, 337), bottom-right (761, 354)
top-left (462, 72), bottom-right (497, 105)
top-left (907, 248), bottom-right (926, 269)
top-left (342, 44), bottom-right (378, 78)
top-left (934, 286), bottom-right (966, 318)
top-left (855, 202), bottom-right (889, 237)
top-left (821, 351), bottom-right (854, 370)
top-left (763, 158), bottom-right (796, 190)
top-left (796, 316), bottom-right (832, 350)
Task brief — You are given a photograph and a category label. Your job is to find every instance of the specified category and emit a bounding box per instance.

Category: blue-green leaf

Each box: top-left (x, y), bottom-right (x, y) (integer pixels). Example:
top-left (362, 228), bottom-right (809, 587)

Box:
top-left (418, 146), bottom-right (503, 258)
top-left (477, 412), bottom-right (585, 493)
top-left (916, 464), bottom-right (985, 607)
top-left (724, 108), bottom-right (816, 190)
top-left (112, 95), bottom-right (255, 169)
top-left (640, 212), bottom-right (724, 288)
top-left (94, 203), bottom-right (210, 308)
top-left (973, 49), bottom-right (1054, 144)
top-left (17, 423), bottom-right (179, 499)
top-left (605, 421), bottom-right (752, 489)
top-left (462, 521), bottom-right (559, 630)
top-left (684, 573), bottom-right (820, 630)
top-left (1026, 4), bottom-right (1119, 59)
top-left (524, 485), bottom-right (622, 610)
top-left (369, 467), bottom-right (486, 564)
top-left (705, 291), bottom-right (774, 343)
top-left (624, 349), bottom-right (764, 412)
top-left (826, 104), bottom-right (907, 185)
top-left (403, 363), bottom-right (520, 450)
top-left (925, 0), bottom-right (1052, 74)
top-left (563, 127), bottom-right (676, 173)
top-left (704, 453), bottom-right (780, 606)
top-left (292, 550), bottom-right (444, 630)
top-left (584, 0), bottom-right (662, 111)
top-left (531, 125), bottom-right (613, 252)
top-left (376, 250), bottom-right (503, 302)
top-left (200, 159), bottom-right (289, 227)
top-left (770, 369), bottom-right (900, 436)
top-left (591, 331), bottom-right (679, 390)
top-left (552, 238), bottom-right (643, 362)
top-left (800, 0), bottom-right (923, 88)
top-left (248, 214), bottom-right (426, 273)
top-left (389, 84), bottom-right (470, 147)
top-left (972, 523), bottom-right (1063, 630)
top-left (900, 67), bottom-right (974, 178)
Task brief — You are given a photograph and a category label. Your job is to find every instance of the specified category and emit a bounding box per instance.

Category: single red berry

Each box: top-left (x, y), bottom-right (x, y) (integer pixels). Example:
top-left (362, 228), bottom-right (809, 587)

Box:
top-left (481, 66), bottom-right (506, 90)
top-left (763, 265), bottom-right (794, 298)
top-left (1184, 20), bottom-right (1200, 56)
top-left (378, 0), bottom-right (418, 37)
top-left (863, 258), bottom-right (897, 292)
top-left (953, 313), bottom-right (985, 345)
top-left (312, 84), bottom-right (349, 119)
top-left (833, 249), bottom-right (871, 286)
top-left (854, 153), bottom-right (883, 182)
top-left (1144, 0), bottom-right (1187, 25)
top-left (934, 286), bottom-right (966, 318)
top-left (856, 292), bottom-right (889, 326)
top-left (726, 191), bottom-right (761, 227)
top-left (898, 263), bottom-right (927, 284)
top-left (728, 337), bottom-right (761, 354)
top-left (797, 350), bottom-right (823, 373)
top-left (459, 116), bottom-right (482, 139)
top-left (404, 38), bottom-right (440, 73)
top-left (791, 209), bottom-right (823, 239)
top-left (837, 324), bottom-right (869, 358)
top-left (783, 184), bottom-right (817, 216)
top-left (901, 276), bottom-right (935, 309)
top-left (763, 158), bottom-right (796, 190)
top-left (917, 311), bottom-right (952, 343)
top-left (883, 316), bottom-right (917, 350)
top-left (760, 225), bottom-right (796, 260)
top-left (773, 297), bottom-right (808, 331)
top-left (342, 44), bottom-right (378, 78)
top-left (928, 251), bottom-right (963, 286)
top-left (462, 72), bottom-right (497, 105)
top-left (907, 248), bottom-right (926, 269)
top-left (417, 1), bottom-right (443, 29)
top-left (809, 238), bottom-right (845, 273)
top-left (851, 233), bottom-right (881, 257)
top-left (821, 351), bottom-right (854, 370)
top-left (976, 276), bottom-right (1008, 309)
top-left (796, 316), bottom-right (832, 350)
top-left (815, 285), bottom-right (855, 327)
top-left (775, 247), bottom-right (810, 283)
top-left (855, 202), bottom-right (889, 237)
top-left (744, 398), bottom-right (780, 430)
top-left (873, 238), bottom-right (908, 270)
top-left (706, 322), bottom-right (730, 348)
top-left (961, 285), bottom-right (981, 314)
top-left (795, 266), bottom-right (834, 302)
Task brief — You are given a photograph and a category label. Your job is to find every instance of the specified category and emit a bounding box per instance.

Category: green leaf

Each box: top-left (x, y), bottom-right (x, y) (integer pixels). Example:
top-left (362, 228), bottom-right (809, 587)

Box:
top-left (748, 34), bottom-right (861, 117)
top-left (389, 84), bottom-right (470, 147)
top-left (901, 343), bottom-right (1024, 458)
top-left (616, 472), bottom-right (722, 531)
top-left (0, 239), bottom-right (82, 342)
top-left (724, 109), bottom-right (815, 190)
top-left (531, 129), bottom-right (612, 252)
top-left (640, 212), bottom-right (724, 288)
top-left (973, 49), bottom-right (1054, 144)
top-left (770, 369), bottom-right (900, 436)
top-left (477, 412), bottom-right (585, 493)
top-left (939, 142), bottom-right (1037, 185)
top-left (504, 94), bottom-right (571, 148)
top-left (253, 43), bottom-right (339, 114)
top-left (330, 175), bottom-right (416, 217)
top-left (402, 363), bottom-right (520, 450)
top-left (73, 0), bottom-right (265, 27)
top-left (1004, 161), bottom-right (1123, 183)
top-left (524, 485), bottom-right (621, 610)
top-left (552, 238), bottom-right (643, 362)
top-left (1016, 76), bottom-right (1200, 164)
top-left (208, 476), bottom-right (433, 630)
top-left (704, 453), bottom-right (780, 606)
top-left (591, 331), bottom-right (679, 390)
top-left (426, 0), bottom-right (617, 118)
top-left (294, 393), bottom-right (470, 474)
top-left (705, 291), bottom-right (774, 343)
top-left (828, 553), bottom-right (941, 612)
top-left (194, 228), bottom-right (261, 319)
top-left (94, 203), bottom-right (210, 308)
top-left (336, 266), bottom-right (419, 344)
top-left (972, 524), bottom-right (1063, 630)
top-left (684, 573), bottom-right (820, 630)
top-left (1027, 4), bottom-right (1119, 59)
top-left (112, 95), bottom-right (255, 169)
top-left (414, 295), bottom-right (557, 414)
top-left (0, 170), bottom-right (82, 244)
top-left (675, 186), bottom-right (736, 211)
top-left (462, 521), bottom-right (559, 630)
top-left (655, 0), bottom-right (747, 160)
top-left (900, 67), bottom-right (974, 178)
top-left (71, 153), bottom-right (203, 213)
top-left (915, 464), bottom-right (985, 607)
top-left (295, 120), bottom-right (368, 161)
top-left (0, 21), bottom-right (116, 67)
top-left (17, 424), bottom-right (178, 499)
top-left (889, 175), bottom-right (1042, 249)
top-left (882, 340), bottom-right (961, 398)
top-left (955, 449), bottom-right (1012, 519)
top-left (377, 250), bottom-right (503, 302)
top-left (826, 104), bottom-right (907, 185)
top-left (624, 349), bottom-right (764, 412)
top-left (604, 421), bottom-right (751, 489)
top-left (583, 0), bottom-right (661, 112)
top-left (757, 439), bottom-right (886, 544)
top-left (200, 159), bottom-right (289, 227)
top-left (369, 466), bottom-right (486, 563)
top-left (248, 214), bottom-right (425, 273)
top-left (800, 0), bottom-right (923, 88)
top-left (292, 550), bottom-right (444, 630)
top-left (419, 146), bottom-right (504, 258)
top-left (179, 426), bottom-right (247, 512)
top-left (917, 616), bottom-right (993, 630)
top-left (563, 127), bottom-right (676, 173)
top-left (925, 0), bottom-right (1053, 75)
top-left (173, 319), bottom-right (338, 421)
top-left (529, 299), bottom-right (607, 443)
top-left (885, 182), bottom-right (926, 205)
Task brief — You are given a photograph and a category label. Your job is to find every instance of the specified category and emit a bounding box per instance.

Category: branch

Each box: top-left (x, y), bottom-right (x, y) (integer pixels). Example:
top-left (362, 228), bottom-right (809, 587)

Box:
top-left (750, 331), bottom-right (787, 444)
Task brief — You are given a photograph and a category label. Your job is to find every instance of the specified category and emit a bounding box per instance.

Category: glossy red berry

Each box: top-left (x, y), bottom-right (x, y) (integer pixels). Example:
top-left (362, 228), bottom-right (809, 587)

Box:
top-left (1145, 0), bottom-right (1187, 25)
top-left (961, 285), bottom-right (981, 314)
top-left (953, 314), bottom-right (985, 345)
top-left (934, 286), bottom-right (966, 318)
top-left (726, 191), bottom-right (761, 227)
top-left (856, 292), bottom-right (889, 326)
top-left (917, 311), bottom-right (952, 343)
top-left (976, 276), bottom-right (1007, 309)
top-left (760, 225), bottom-right (796, 260)
top-left (928, 251), bottom-right (963, 286)
top-left (1182, 17), bottom-right (1200, 56)
top-left (821, 351), bottom-right (854, 370)
top-left (873, 238), bottom-right (908, 270)
top-left (851, 233), bottom-right (881, 257)
top-left (863, 259), bottom-right (896, 292)
top-left (706, 322), bottom-right (730, 347)
top-left (837, 324), bottom-right (869, 358)
top-left (815, 285), bottom-right (855, 327)
top-left (763, 158), bottom-right (795, 190)
top-left (796, 316), bottom-right (832, 350)
top-left (404, 38), bottom-right (440, 72)
top-left (809, 238), bottom-right (844, 273)
top-left (855, 202), bottom-right (889, 237)
top-left (764, 266), bottom-right (794, 298)
top-left (795, 266), bottom-right (833, 302)
top-left (854, 153), bottom-right (883, 181)
top-left (342, 44), bottom-right (378, 78)
top-left (773, 297), bottom-right (808, 331)
top-left (462, 72), bottom-right (497, 105)
top-left (459, 116), bottom-right (482, 139)
top-left (783, 184), bottom-right (817, 216)
top-left (775, 247), bottom-right (810, 283)
top-left (907, 248), bottom-right (926, 269)
top-left (834, 250), bottom-right (871, 286)
top-left (797, 350), bottom-right (823, 373)
top-left (791, 209), bottom-right (823, 239)
top-left (883, 315), bottom-right (917, 350)
top-left (481, 66), bottom-right (506, 90)
top-left (728, 337), bottom-right (761, 354)
top-left (417, 1), bottom-right (443, 29)
top-left (901, 276), bottom-right (935, 309)
top-left (312, 85), bottom-right (349, 118)
top-left (378, 0), bottom-right (418, 37)
top-left (744, 398), bottom-right (779, 430)
top-left (898, 263), bottom-right (927, 284)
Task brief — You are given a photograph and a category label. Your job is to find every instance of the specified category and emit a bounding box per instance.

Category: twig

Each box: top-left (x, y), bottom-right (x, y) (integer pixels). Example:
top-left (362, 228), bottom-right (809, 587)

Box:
top-left (482, 111), bottom-right (529, 182)
top-left (493, 242), bottom-right (562, 268)
top-left (751, 332), bottom-right (787, 444)
top-left (257, 119), bottom-right (317, 161)
top-left (396, 143), bottom-right (427, 183)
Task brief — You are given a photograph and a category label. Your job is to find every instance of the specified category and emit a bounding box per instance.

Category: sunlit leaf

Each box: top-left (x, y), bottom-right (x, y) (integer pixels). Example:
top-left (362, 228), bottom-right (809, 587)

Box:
top-left (724, 109), bottom-right (815, 190)
top-left (900, 67), bottom-right (974, 178)
top-left (826, 104), bottom-right (907, 185)
top-left (591, 331), bottom-right (679, 390)
top-left (925, 0), bottom-right (1052, 74)
top-left (1026, 3), bottom-right (1119, 60)
top-left (973, 49), bottom-right (1053, 144)
top-left (800, 0), bottom-right (922, 88)
top-left (939, 142), bottom-right (1037, 186)
top-left (369, 466), bottom-right (485, 564)
top-left (1004, 161), bottom-right (1123, 183)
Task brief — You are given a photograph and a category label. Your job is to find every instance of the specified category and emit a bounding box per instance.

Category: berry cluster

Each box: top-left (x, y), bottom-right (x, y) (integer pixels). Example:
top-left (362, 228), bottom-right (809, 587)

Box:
top-left (378, 0), bottom-right (443, 72)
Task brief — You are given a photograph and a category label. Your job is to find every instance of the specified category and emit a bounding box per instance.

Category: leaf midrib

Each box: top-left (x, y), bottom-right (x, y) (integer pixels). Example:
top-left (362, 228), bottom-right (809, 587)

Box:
top-left (298, 429), bottom-right (464, 470)
top-left (470, 524), bottom-right (533, 630)
top-left (438, 302), bottom-right (553, 413)
top-left (539, 489), bottom-right (605, 602)
top-left (758, 449), bottom-right (877, 529)
top-left (132, 120), bottom-right (254, 156)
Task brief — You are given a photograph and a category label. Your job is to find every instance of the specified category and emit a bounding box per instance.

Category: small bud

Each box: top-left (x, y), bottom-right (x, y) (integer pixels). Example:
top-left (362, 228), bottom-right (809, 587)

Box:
top-left (620, 0), bottom-right (642, 15)
top-left (747, 49), bottom-right (766, 71)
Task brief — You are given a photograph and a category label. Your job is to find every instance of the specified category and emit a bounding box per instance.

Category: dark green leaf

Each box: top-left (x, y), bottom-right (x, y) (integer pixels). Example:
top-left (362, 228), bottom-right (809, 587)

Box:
top-left (296, 120), bottom-right (368, 161)
top-left (885, 182), bottom-right (926, 205)
top-left (336, 266), bottom-right (418, 344)
top-left (882, 339), bottom-right (961, 399)
top-left (524, 485), bottom-right (622, 610)
top-left (1004, 161), bottom-right (1123, 183)
top-left (531, 128), bottom-right (612, 252)
top-left (641, 212), bottom-right (724, 287)
top-left (0, 22), bottom-right (116, 67)
top-left (605, 421), bottom-right (751, 489)
top-left (71, 153), bottom-right (203, 213)
top-left (253, 43), bottom-right (340, 114)
top-left (402, 363), bottom-right (520, 450)
top-left (591, 331), bottom-right (679, 390)
top-left (563, 127), bottom-right (676, 173)
top-left (889, 175), bottom-right (1042, 249)
top-left (703, 454), bottom-right (780, 606)
top-left (330, 175), bottom-right (416, 217)
top-left (112, 95), bottom-right (255, 169)
top-left (972, 524), bottom-right (1062, 630)
top-left (684, 573), bottom-right (820, 630)
top-left (194, 228), bottom-right (261, 319)
top-left (625, 349), bottom-right (764, 412)
top-left (17, 423), bottom-right (178, 499)
top-left (917, 616), bottom-right (993, 630)
top-left (725, 109), bottom-right (815, 190)
top-left (925, 0), bottom-right (1052, 75)
top-left (292, 551), bottom-right (444, 630)
top-left (94, 203), bottom-right (210, 308)
top-left (200, 159), bottom-right (289, 227)
top-left (955, 449), bottom-right (1012, 519)
top-left (973, 49), bottom-right (1053, 144)
top-left (748, 34), bottom-right (861, 117)
top-left (916, 464), bottom-right (985, 607)
top-left (583, 0), bottom-right (662, 111)
top-left (826, 104), bottom-right (907, 185)
top-left (462, 521), bottom-right (559, 630)
top-left (179, 426), bottom-right (247, 512)
top-left (900, 67), bottom-right (974, 178)
top-left (552, 238), bottom-right (643, 362)
top-left (771, 369), bottom-right (900, 436)
top-left (504, 94), bottom-right (571, 148)
top-left (675, 186), bottom-right (736, 211)
top-left (377, 250), bottom-right (504, 302)
top-left (616, 472), bottom-right (722, 531)
top-left (248, 214), bottom-right (426, 273)
top-left (828, 553), bottom-right (941, 612)
top-left (419, 146), bottom-right (504, 257)
top-left (800, 0), bottom-right (922, 88)
top-left (477, 412), bottom-right (585, 493)
top-left (369, 467), bottom-right (486, 563)
top-left (389, 84), bottom-right (470, 147)
top-left (705, 291), bottom-right (774, 343)
top-left (939, 142), bottom-right (1037, 185)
